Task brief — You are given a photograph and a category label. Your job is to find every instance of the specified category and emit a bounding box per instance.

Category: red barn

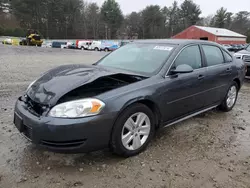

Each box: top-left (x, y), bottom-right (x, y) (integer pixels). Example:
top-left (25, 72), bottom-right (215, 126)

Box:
top-left (172, 25), bottom-right (247, 45)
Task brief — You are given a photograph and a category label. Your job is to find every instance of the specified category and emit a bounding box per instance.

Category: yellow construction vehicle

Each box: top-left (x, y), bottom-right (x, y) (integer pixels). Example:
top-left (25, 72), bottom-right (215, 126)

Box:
top-left (19, 30), bottom-right (43, 46)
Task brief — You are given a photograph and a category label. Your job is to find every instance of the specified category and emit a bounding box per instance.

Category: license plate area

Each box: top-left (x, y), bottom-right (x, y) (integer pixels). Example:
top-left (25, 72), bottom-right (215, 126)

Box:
top-left (14, 112), bottom-right (24, 132)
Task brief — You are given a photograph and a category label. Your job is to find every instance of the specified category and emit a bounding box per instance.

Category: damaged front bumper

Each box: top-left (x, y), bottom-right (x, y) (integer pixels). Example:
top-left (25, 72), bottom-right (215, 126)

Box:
top-left (14, 97), bottom-right (116, 153)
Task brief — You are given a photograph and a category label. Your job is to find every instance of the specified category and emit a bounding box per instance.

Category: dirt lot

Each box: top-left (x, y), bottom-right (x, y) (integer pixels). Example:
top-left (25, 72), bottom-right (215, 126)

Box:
top-left (0, 44), bottom-right (250, 188)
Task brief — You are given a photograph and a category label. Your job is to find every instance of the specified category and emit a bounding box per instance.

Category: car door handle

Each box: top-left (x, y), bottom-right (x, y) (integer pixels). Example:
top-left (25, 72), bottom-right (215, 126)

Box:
top-left (198, 75), bottom-right (205, 80)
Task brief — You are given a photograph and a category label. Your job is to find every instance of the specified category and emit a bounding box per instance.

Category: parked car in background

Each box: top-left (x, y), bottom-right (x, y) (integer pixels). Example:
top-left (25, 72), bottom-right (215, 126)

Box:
top-left (120, 40), bottom-right (132, 47)
top-left (42, 42), bottom-right (52, 48)
top-left (2, 38), bottom-right (12, 45)
top-left (88, 40), bottom-right (102, 51)
top-left (52, 41), bottom-right (67, 48)
top-left (14, 40), bottom-right (245, 157)
top-left (101, 40), bottom-right (120, 52)
top-left (61, 42), bottom-right (68, 49)
top-left (234, 44), bottom-right (250, 77)
top-left (67, 42), bottom-right (77, 49)
top-left (76, 40), bottom-right (92, 50)
top-left (230, 44), bottom-right (241, 52)
top-left (236, 44), bottom-right (245, 50)
top-left (222, 44), bottom-right (234, 52)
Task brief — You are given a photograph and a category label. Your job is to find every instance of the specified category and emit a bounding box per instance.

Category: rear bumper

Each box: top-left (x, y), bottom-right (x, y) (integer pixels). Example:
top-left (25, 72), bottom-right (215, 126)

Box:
top-left (14, 98), bottom-right (117, 153)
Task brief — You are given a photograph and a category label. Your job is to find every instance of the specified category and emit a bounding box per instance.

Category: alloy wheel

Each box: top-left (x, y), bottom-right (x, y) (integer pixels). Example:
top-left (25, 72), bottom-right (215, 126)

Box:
top-left (121, 112), bottom-right (151, 151)
top-left (226, 85), bottom-right (237, 108)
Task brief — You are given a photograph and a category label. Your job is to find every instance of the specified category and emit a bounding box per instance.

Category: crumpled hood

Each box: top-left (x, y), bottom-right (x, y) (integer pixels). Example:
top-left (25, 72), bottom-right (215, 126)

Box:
top-left (26, 64), bottom-right (125, 106)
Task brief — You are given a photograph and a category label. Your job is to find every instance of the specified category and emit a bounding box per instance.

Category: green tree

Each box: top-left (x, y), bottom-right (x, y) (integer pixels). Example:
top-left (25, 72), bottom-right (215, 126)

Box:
top-left (10, 0), bottom-right (84, 39)
top-left (180, 0), bottom-right (202, 28)
top-left (140, 5), bottom-right (165, 39)
top-left (165, 1), bottom-right (182, 37)
top-left (225, 12), bottom-right (233, 29)
top-left (231, 11), bottom-right (250, 34)
top-left (86, 3), bottom-right (100, 39)
top-left (0, 26), bottom-right (4, 35)
top-left (246, 29), bottom-right (250, 43)
top-left (100, 0), bottom-right (123, 39)
top-left (123, 12), bottom-right (141, 39)
top-left (213, 7), bottom-right (228, 28)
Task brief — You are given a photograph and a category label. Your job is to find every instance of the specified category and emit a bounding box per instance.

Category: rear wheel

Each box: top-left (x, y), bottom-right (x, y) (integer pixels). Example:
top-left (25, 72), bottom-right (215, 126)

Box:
top-left (110, 103), bottom-right (155, 157)
top-left (94, 47), bottom-right (99, 51)
top-left (104, 48), bottom-right (109, 52)
top-left (219, 82), bottom-right (238, 112)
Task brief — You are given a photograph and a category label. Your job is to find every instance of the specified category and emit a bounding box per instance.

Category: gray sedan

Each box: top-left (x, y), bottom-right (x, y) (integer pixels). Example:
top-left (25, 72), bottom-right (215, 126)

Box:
top-left (14, 39), bottom-right (245, 157)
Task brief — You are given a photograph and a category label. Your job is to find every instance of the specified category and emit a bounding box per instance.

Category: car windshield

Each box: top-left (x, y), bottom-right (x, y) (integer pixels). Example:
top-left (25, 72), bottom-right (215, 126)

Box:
top-left (97, 43), bottom-right (175, 75)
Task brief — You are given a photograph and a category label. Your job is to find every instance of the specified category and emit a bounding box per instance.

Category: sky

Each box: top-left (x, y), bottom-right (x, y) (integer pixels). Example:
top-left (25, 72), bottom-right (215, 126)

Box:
top-left (87, 0), bottom-right (250, 16)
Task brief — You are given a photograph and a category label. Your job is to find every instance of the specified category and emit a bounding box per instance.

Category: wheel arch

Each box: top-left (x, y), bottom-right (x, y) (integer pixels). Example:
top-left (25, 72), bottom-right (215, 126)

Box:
top-left (113, 97), bottom-right (162, 130)
top-left (233, 77), bottom-right (241, 90)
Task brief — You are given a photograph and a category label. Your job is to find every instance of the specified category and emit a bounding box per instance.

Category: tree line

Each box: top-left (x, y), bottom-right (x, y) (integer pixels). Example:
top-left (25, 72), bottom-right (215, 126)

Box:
top-left (0, 0), bottom-right (249, 42)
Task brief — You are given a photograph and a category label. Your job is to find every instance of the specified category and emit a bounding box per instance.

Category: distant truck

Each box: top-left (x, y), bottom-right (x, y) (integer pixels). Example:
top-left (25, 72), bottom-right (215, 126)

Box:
top-left (88, 40), bottom-right (120, 51)
top-left (76, 40), bottom-right (92, 50)
top-left (100, 40), bottom-right (120, 51)
top-left (88, 40), bottom-right (102, 51)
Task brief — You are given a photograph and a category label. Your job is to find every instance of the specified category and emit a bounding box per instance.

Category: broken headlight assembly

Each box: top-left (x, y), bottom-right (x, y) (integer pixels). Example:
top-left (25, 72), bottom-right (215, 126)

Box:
top-left (49, 98), bottom-right (105, 118)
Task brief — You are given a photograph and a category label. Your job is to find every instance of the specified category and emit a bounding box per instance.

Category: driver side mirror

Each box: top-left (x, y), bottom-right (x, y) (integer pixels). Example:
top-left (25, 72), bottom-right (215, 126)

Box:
top-left (171, 64), bottom-right (194, 74)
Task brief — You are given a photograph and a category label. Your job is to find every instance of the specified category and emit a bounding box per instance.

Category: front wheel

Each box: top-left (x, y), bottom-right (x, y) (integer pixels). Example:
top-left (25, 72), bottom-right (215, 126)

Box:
top-left (219, 82), bottom-right (238, 112)
top-left (110, 103), bottom-right (155, 157)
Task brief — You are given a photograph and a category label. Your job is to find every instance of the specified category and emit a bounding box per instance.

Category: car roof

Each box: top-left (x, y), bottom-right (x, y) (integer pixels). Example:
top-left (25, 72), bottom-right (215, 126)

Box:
top-left (134, 39), bottom-right (218, 46)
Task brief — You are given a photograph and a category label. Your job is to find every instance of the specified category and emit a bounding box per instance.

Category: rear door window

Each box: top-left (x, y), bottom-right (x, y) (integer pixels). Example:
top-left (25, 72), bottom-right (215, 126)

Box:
top-left (202, 45), bottom-right (224, 66)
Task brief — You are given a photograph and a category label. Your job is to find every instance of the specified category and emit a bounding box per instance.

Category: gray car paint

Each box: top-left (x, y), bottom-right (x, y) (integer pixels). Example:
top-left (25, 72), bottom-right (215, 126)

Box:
top-left (28, 40), bottom-right (245, 125)
top-left (14, 39), bottom-right (246, 152)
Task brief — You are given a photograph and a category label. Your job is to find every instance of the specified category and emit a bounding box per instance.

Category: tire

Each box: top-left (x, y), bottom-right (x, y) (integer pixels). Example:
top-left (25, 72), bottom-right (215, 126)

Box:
top-left (81, 46), bottom-right (84, 50)
top-left (94, 47), bottom-right (99, 51)
top-left (219, 81), bottom-right (238, 112)
top-left (104, 48), bottom-right (109, 52)
top-left (110, 103), bottom-right (155, 157)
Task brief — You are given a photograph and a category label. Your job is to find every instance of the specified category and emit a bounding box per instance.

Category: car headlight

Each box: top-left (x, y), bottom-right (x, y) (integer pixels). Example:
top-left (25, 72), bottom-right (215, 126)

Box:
top-left (49, 98), bottom-right (105, 118)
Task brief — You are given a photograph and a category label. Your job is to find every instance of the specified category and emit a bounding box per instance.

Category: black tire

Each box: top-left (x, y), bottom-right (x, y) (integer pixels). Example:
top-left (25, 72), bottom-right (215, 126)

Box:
top-left (104, 48), bottom-right (109, 52)
top-left (94, 47), bottom-right (99, 51)
top-left (219, 81), bottom-right (238, 112)
top-left (110, 103), bottom-right (155, 157)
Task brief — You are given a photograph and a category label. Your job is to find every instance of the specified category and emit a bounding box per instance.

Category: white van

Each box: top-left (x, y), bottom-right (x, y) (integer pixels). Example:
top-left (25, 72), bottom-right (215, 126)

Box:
top-left (88, 41), bottom-right (102, 51)
top-left (77, 40), bottom-right (92, 50)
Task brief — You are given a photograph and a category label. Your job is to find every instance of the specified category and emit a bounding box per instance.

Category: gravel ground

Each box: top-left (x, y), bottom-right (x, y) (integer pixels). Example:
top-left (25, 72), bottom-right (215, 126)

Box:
top-left (0, 44), bottom-right (250, 188)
